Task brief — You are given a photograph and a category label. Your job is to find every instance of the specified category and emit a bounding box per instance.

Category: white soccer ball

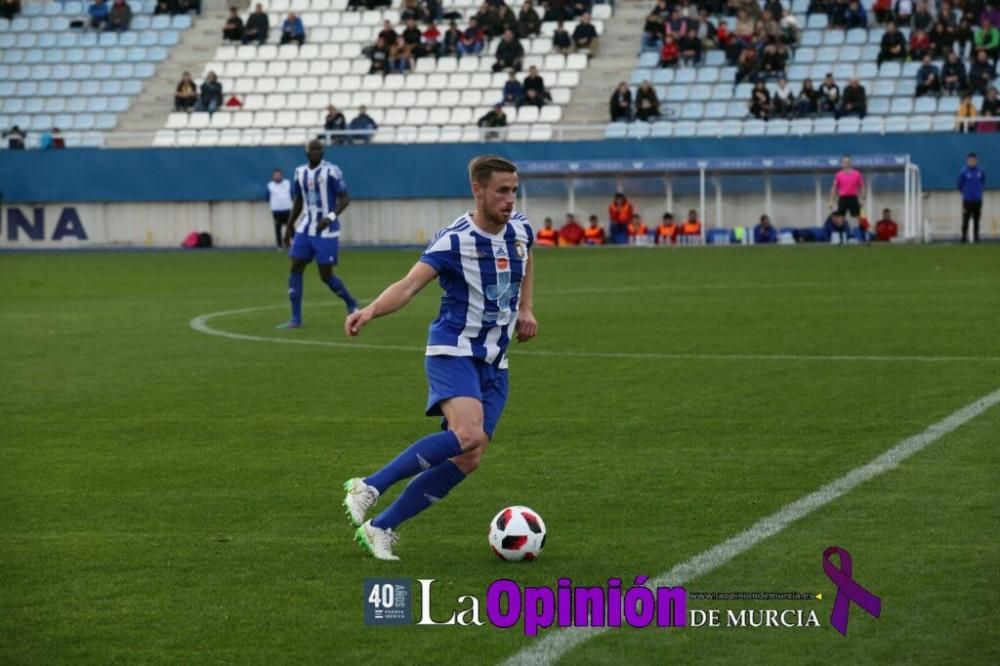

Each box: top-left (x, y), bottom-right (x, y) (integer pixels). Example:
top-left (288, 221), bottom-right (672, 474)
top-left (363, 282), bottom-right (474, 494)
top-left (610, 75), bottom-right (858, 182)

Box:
top-left (488, 505), bottom-right (546, 561)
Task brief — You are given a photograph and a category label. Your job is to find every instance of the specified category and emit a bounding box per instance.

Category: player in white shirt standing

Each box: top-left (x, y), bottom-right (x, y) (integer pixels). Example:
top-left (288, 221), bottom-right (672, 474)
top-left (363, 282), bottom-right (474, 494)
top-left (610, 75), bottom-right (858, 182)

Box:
top-left (277, 140), bottom-right (358, 329)
top-left (266, 168), bottom-right (292, 250)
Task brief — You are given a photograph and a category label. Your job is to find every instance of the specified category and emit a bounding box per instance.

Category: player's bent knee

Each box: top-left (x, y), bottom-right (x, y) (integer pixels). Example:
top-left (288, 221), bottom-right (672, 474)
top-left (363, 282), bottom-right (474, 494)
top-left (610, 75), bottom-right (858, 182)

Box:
top-left (452, 447), bottom-right (484, 474)
top-left (451, 425), bottom-right (489, 453)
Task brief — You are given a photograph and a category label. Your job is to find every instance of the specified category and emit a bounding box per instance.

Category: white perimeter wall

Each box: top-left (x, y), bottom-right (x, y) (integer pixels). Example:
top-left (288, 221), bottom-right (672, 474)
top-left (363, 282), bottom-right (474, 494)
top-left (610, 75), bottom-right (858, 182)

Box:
top-left (1, 192), bottom-right (997, 248)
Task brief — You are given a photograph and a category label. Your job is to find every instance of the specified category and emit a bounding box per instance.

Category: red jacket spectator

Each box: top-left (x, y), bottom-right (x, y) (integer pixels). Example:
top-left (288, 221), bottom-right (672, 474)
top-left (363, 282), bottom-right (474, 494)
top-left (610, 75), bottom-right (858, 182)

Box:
top-left (875, 213), bottom-right (898, 241)
top-left (659, 38), bottom-right (679, 66)
top-left (558, 215), bottom-right (584, 246)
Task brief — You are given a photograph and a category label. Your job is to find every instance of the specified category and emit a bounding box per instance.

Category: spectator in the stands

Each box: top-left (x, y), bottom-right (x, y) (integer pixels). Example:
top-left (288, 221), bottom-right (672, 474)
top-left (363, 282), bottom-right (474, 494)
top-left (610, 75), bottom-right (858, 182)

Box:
top-left (39, 127), bottom-right (65, 151)
top-left (368, 37), bottom-right (389, 74)
top-left (609, 81), bottom-right (633, 121)
top-left (956, 92), bottom-right (978, 131)
top-left (503, 71), bottom-right (524, 106)
top-left (753, 215), bottom-right (778, 243)
top-left (243, 4), bottom-right (268, 44)
top-left (477, 104), bottom-right (507, 141)
top-left (519, 1), bottom-right (541, 37)
top-left (635, 80), bottom-right (660, 121)
top-left (779, 9), bottom-right (800, 45)
top-left (1, 0), bottom-right (21, 19)
top-left (843, 0), bottom-right (867, 29)
top-left (560, 214), bottom-right (584, 246)
top-left (983, 3), bottom-right (1000, 29)
top-left (983, 86), bottom-right (1000, 115)
top-left (664, 9), bottom-right (687, 40)
top-left (837, 77), bottom-right (867, 118)
top-left (223, 7), bottom-right (243, 42)
top-left (324, 104), bottom-right (346, 144)
top-left (928, 20), bottom-right (955, 59)
top-left (792, 79), bottom-right (819, 116)
top-left (938, 0), bottom-right (957, 25)
top-left (627, 214), bottom-right (649, 244)
top-left (748, 80), bottom-right (771, 119)
top-left (522, 65), bottom-right (550, 107)
top-left (911, 1), bottom-right (932, 31)
top-left (543, 0), bottom-right (570, 23)
top-left (942, 51), bottom-right (969, 94)
top-left (734, 47), bottom-right (759, 86)
top-left (3, 125), bottom-right (26, 150)
top-left (195, 71), bottom-right (223, 115)
top-left (772, 77), bottom-right (793, 117)
top-left (819, 72), bottom-right (840, 113)
top-left (89, 0), bottom-right (110, 30)
top-left (893, 0), bottom-right (913, 25)
top-left (969, 49), bottom-right (996, 94)
top-left (107, 0), bottom-right (132, 31)
top-left (909, 28), bottom-right (931, 60)
top-left (401, 17), bottom-right (424, 58)
top-left (583, 215), bottom-right (606, 245)
top-left (536, 218), bottom-right (559, 246)
top-left (421, 21), bottom-right (442, 57)
top-left (955, 17), bottom-right (974, 58)
top-left (377, 19), bottom-right (397, 45)
top-left (176, 0), bottom-right (201, 14)
top-left (975, 17), bottom-right (1000, 62)
top-left (496, 4), bottom-right (518, 37)
top-left (573, 12), bottom-right (599, 53)
top-left (878, 21), bottom-right (907, 67)
top-left (458, 17), bottom-right (485, 55)
top-left (281, 12), bottom-right (306, 45)
top-left (552, 21), bottom-right (572, 54)
top-left (680, 209), bottom-right (702, 240)
top-left (569, 0), bottom-right (591, 19)
top-left (659, 35), bottom-right (680, 67)
top-left (717, 20), bottom-right (740, 64)
top-left (695, 10), bottom-right (719, 50)
top-left (349, 106), bottom-right (378, 144)
top-left (872, 0), bottom-right (892, 23)
top-left (656, 213), bottom-right (678, 244)
top-left (474, 2), bottom-right (499, 38)
top-left (493, 28), bottom-right (524, 71)
top-left (874, 208), bottom-right (899, 241)
top-left (174, 71), bottom-right (198, 111)
top-left (389, 36), bottom-right (413, 72)
top-left (644, 10), bottom-right (666, 49)
top-left (915, 55), bottom-right (942, 96)
top-left (608, 192), bottom-right (633, 242)
top-left (760, 39), bottom-right (788, 80)
top-left (678, 29), bottom-right (702, 64)
top-left (442, 20), bottom-right (461, 56)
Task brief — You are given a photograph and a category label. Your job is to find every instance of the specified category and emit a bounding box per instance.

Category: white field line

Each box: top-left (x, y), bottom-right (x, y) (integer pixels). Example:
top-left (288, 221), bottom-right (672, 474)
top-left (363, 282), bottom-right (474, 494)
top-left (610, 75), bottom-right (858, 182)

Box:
top-left (500, 386), bottom-right (1000, 666)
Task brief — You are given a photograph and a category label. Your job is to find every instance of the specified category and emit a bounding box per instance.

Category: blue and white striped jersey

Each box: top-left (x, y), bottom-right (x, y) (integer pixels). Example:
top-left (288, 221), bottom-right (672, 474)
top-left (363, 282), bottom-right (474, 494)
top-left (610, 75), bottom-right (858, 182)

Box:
top-left (419, 212), bottom-right (534, 369)
top-left (292, 160), bottom-right (347, 238)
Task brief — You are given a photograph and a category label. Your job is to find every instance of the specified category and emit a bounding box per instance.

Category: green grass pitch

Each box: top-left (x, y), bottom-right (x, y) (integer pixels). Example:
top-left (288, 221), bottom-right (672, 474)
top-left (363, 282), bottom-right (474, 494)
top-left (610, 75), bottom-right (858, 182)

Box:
top-left (1, 244), bottom-right (998, 664)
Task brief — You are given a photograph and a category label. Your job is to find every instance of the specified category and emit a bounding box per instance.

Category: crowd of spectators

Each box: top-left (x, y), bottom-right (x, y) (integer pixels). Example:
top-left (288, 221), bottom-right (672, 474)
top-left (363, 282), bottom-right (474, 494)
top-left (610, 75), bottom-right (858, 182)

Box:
top-left (1, 0), bottom-right (21, 20)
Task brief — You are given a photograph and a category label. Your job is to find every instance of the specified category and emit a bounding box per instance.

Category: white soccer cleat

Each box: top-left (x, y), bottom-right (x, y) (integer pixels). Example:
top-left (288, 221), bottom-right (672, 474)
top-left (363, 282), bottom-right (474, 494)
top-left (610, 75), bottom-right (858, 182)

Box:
top-left (355, 520), bottom-right (400, 561)
top-left (343, 477), bottom-right (379, 527)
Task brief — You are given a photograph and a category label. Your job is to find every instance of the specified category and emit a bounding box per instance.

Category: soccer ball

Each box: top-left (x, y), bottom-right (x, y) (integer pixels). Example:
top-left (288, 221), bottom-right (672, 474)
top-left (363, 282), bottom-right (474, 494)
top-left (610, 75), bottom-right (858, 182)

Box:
top-left (488, 506), bottom-right (546, 561)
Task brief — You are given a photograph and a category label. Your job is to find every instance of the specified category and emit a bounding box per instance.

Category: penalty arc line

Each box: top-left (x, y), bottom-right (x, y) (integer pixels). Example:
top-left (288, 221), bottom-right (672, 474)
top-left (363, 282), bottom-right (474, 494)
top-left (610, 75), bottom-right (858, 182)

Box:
top-left (499, 386), bottom-right (1000, 666)
top-left (188, 304), bottom-right (1000, 364)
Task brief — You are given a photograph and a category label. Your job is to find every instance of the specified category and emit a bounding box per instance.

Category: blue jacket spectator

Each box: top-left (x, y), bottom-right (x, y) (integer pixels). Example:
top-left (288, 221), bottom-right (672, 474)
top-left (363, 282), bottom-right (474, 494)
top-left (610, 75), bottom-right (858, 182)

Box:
top-left (843, 1), bottom-right (867, 30)
top-left (824, 212), bottom-right (851, 244)
top-left (753, 215), bottom-right (778, 243)
top-left (281, 12), bottom-right (306, 45)
top-left (502, 73), bottom-right (523, 106)
top-left (348, 106), bottom-right (378, 144)
top-left (957, 155), bottom-right (985, 202)
top-left (914, 56), bottom-right (940, 97)
top-left (89, 0), bottom-right (110, 29)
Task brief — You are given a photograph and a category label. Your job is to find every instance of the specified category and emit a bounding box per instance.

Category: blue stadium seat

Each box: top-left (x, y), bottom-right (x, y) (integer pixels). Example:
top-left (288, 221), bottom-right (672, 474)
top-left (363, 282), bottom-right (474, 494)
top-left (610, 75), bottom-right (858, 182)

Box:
top-left (857, 63), bottom-right (878, 79)
top-left (914, 97), bottom-right (937, 114)
top-left (814, 118), bottom-right (837, 134)
top-left (29, 17), bottom-right (51, 32)
top-left (604, 123), bottom-right (627, 139)
top-left (807, 15), bottom-right (828, 29)
top-left (127, 0), bottom-right (143, 13)
top-left (58, 81), bottom-right (80, 96)
top-left (688, 85), bottom-right (712, 101)
top-left (711, 84), bottom-right (733, 100)
top-left (86, 47), bottom-right (106, 63)
top-left (22, 1), bottom-right (43, 15)
top-left (135, 62), bottom-right (155, 77)
top-left (106, 48), bottom-right (127, 63)
top-left (171, 15), bottom-right (193, 30)
top-left (2, 97), bottom-right (24, 113)
top-left (837, 117), bottom-right (861, 133)
top-left (626, 123), bottom-right (650, 139)
top-left (138, 30), bottom-right (158, 46)
top-left (650, 122), bottom-right (672, 138)
top-left (861, 45), bottom-right (880, 61)
top-left (741, 120), bottom-right (767, 136)
top-left (792, 0), bottom-right (809, 12)
top-left (24, 98), bottom-right (45, 114)
top-left (704, 51), bottom-right (726, 67)
top-left (0, 65), bottom-right (10, 83)
top-left (704, 102), bottom-right (727, 119)
top-left (787, 64), bottom-right (810, 80)
top-left (734, 82), bottom-right (754, 99)
top-left (25, 48), bottom-right (44, 64)
top-left (101, 80), bottom-right (124, 95)
top-left (681, 102), bottom-right (704, 119)
top-left (629, 69), bottom-right (649, 86)
top-left (839, 46), bottom-right (861, 62)
top-left (816, 47), bottom-right (837, 62)
top-left (726, 100), bottom-right (747, 117)
top-left (672, 121), bottom-right (697, 137)
top-left (71, 63), bottom-right (93, 79)
top-left (939, 96), bottom-right (960, 114)
top-left (638, 52), bottom-right (658, 68)
top-left (108, 96), bottom-right (130, 113)
top-left (800, 31), bottom-right (822, 47)
top-left (880, 62), bottom-right (902, 77)
top-left (696, 68), bottom-right (719, 84)
top-left (54, 114), bottom-right (76, 130)
top-left (665, 86), bottom-right (688, 102)
top-left (67, 97), bottom-right (88, 113)
top-left (87, 97), bottom-right (109, 113)
top-left (121, 80), bottom-right (143, 95)
top-left (846, 29), bottom-right (868, 45)
top-left (10, 65), bottom-right (31, 81)
top-left (43, 50), bottom-right (65, 64)
top-left (872, 80), bottom-right (896, 96)
top-left (2, 50), bottom-right (24, 64)
top-left (891, 98), bottom-right (914, 114)
top-left (119, 32), bottom-right (139, 47)
top-left (56, 33), bottom-right (77, 48)
top-left (45, 97), bottom-right (67, 113)
top-left (652, 69), bottom-right (673, 84)
top-left (0, 33), bottom-right (14, 48)
top-left (51, 17), bottom-right (70, 31)
top-left (809, 64), bottom-right (829, 80)
top-left (833, 63), bottom-right (854, 79)
top-left (159, 31), bottom-right (180, 47)
top-left (148, 47), bottom-right (168, 61)
top-left (80, 80), bottom-right (101, 96)
top-left (794, 47), bottom-right (816, 63)
top-left (132, 16), bottom-right (151, 30)
top-left (765, 120), bottom-right (789, 136)
top-left (868, 98), bottom-right (890, 114)
top-left (127, 47), bottom-right (148, 63)
top-left (674, 68), bottom-right (696, 84)
top-left (98, 32), bottom-right (118, 47)
top-left (78, 32), bottom-right (98, 47)
top-left (902, 62), bottom-right (921, 78)
top-left (38, 80), bottom-right (58, 96)
top-left (10, 18), bottom-right (30, 32)
top-left (142, 0), bottom-right (157, 12)
top-left (884, 117), bottom-right (908, 133)
top-left (93, 63), bottom-right (113, 79)
top-left (822, 30), bottom-right (845, 46)
top-left (38, 33), bottom-right (57, 48)
top-left (151, 15), bottom-right (170, 30)
top-left (75, 114), bottom-right (97, 130)
top-left (30, 64), bottom-right (50, 80)
top-left (52, 63), bottom-right (72, 79)
top-left (64, 2), bottom-right (84, 15)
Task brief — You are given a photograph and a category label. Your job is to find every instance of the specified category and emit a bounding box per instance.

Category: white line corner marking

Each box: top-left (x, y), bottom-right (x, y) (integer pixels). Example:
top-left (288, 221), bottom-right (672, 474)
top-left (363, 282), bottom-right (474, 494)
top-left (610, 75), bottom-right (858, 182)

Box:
top-left (500, 387), bottom-right (1000, 666)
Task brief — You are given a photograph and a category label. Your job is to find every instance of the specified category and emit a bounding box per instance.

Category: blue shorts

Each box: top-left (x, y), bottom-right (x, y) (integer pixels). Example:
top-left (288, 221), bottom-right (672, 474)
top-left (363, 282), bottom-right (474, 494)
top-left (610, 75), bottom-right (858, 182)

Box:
top-left (425, 355), bottom-right (508, 439)
top-left (289, 233), bottom-right (339, 265)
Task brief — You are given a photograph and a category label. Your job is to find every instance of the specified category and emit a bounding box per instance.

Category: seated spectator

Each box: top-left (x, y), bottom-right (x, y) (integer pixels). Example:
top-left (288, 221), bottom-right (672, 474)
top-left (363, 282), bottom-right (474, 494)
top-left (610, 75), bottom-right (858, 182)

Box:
top-left (955, 17), bottom-right (974, 57)
top-left (89, 0), bottom-right (110, 30)
top-left (503, 71), bottom-right (524, 106)
top-left (368, 37), bottom-right (389, 74)
top-left (678, 31), bottom-right (702, 64)
top-left (656, 213), bottom-right (678, 244)
top-left (635, 80), bottom-right (660, 121)
top-left (772, 77), bottom-right (793, 117)
top-left (753, 214), bottom-right (778, 243)
top-left (872, 0), bottom-right (892, 24)
top-left (760, 40), bottom-right (788, 80)
top-left (695, 10), bottom-right (719, 50)
top-left (969, 49), bottom-right (996, 95)
top-left (794, 78), bottom-right (820, 116)
top-left (421, 21), bottom-right (442, 57)
top-left (843, 0), bottom-right (867, 29)
top-left (223, 7), bottom-right (243, 42)
top-left (458, 17), bottom-right (485, 55)
top-left (983, 86), bottom-right (1000, 116)
top-left (878, 21), bottom-right (907, 67)
top-left (552, 21), bottom-right (572, 54)
top-left (388, 36), bottom-right (413, 73)
top-left (401, 17), bottom-right (424, 58)
top-left (536, 218), bottom-right (559, 246)
top-left (909, 28), bottom-right (931, 61)
top-left (348, 105), bottom-right (378, 143)
top-left (734, 47), bottom-right (760, 86)
top-left (573, 12), bottom-right (599, 53)
top-left (975, 17), bottom-right (1000, 62)
top-left (559, 214), bottom-right (584, 246)
top-left (3, 125), bottom-right (26, 150)
top-left (941, 51), bottom-right (967, 94)
top-left (779, 9), bottom-right (799, 46)
top-left (522, 66), bottom-right (550, 107)
top-left (477, 103), bottom-right (507, 140)
top-left (874, 208), bottom-right (898, 241)
top-left (664, 9), bottom-right (688, 40)
top-left (819, 72), bottom-right (840, 113)
top-left (659, 35), bottom-right (680, 67)
top-left (1, 0), bottom-right (21, 20)
top-left (914, 55), bottom-right (942, 96)
top-left (893, 0), bottom-right (913, 25)
top-left (195, 71), bottom-right (223, 114)
top-left (955, 92), bottom-right (977, 131)
top-left (608, 192), bottom-right (633, 242)
top-left (324, 104), bottom-right (346, 144)
top-left (757, 9), bottom-right (781, 42)
top-left (644, 11), bottom-right (666, 49)
top-left (243, 4), bottom-right (269, 44)
top-left (837, 77), bottom-right (867, 118)
top-left (680, 209), bottom-right (702, 240)
top-left (928, 20), bottom-right (954, 60)
top-left (175, 0), bottom-right (201, 14)
top-left (174, 71), bottom-right (198, 111)
top-left (475, 1), bottom-right (499, 36)
top-left (717, 20), bottom-right (740, 65)
top-left (39, 127), bottom-right (66, 150)
top-left (583, 216), bottom-right (606, 245)
top-left (543, 0), bottom-right (570, 24)
top-left (377, 19), bottom-right (398, 45)
top-left (627, 214), bottom-right (649, 243)
top-left (609, 82), bottom-right (633, 122)
top-left (823, 211), bottom-right (850, 244)
top-left (519, 1), bottom-right (541, 37)
top-left (493, 29), bottom-right (524, 71)
top-left (495, 4), bottom-right (517, 38)
top-left (442, 21), bottom-right (461, 57)
top-left (569, 0), bottom-right (591, 18)
top-left (281, 12), bottom-right (306, 45)
top-left (748, 80), bottom-right (771, 119)
top-left (911, 0), bottom-right (932, 31)
top-left (107, 0), bottom-right (131, 31)
top-left (734, 8), bottom-right (754, 45)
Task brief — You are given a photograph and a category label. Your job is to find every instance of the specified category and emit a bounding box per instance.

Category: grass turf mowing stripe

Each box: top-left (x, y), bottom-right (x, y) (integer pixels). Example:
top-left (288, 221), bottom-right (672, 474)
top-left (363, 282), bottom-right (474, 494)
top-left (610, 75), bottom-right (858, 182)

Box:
top-left (500, 386), bottom-right (1000, 666)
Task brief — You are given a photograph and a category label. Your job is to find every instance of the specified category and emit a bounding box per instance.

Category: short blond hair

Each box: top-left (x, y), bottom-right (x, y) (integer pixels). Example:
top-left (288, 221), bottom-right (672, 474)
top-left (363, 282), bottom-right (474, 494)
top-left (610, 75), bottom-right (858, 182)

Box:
top-left (468, 155), bottom-right (518, 185)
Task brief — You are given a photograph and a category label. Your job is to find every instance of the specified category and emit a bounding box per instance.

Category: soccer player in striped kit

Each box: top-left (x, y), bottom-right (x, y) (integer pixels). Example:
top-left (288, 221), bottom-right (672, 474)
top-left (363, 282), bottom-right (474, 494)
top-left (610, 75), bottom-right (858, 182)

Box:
top-left (342, 155), bottom-right (537, 561)
top-left (277, 139), bottom-right (358, 329)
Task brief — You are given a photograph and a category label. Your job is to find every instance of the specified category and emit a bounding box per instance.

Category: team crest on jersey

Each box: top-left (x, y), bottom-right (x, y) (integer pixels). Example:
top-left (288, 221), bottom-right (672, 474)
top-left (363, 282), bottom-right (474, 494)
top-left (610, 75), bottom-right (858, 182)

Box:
top-left (514, 241), bottom-right (526, 259)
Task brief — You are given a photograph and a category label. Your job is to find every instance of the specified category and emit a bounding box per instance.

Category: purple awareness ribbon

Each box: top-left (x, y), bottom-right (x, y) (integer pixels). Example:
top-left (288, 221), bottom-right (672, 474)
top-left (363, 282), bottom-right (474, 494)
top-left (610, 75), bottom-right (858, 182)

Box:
top-left (823, 546), bottom-right (882, 636)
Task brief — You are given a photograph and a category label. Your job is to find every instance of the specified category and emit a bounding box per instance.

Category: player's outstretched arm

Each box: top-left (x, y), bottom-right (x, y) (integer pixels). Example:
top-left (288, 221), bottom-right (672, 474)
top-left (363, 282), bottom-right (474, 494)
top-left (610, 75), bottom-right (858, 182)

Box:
top-left (345, 261), bottom-right (439, 338)
top-left (516, 249), bottom-right (537, 343)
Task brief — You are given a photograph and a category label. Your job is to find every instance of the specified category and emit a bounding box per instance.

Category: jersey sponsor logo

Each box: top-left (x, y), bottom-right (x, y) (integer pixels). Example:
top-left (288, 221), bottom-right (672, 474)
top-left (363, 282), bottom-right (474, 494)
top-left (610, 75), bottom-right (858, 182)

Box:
top-left (483, 272), bottom-right (520, 324)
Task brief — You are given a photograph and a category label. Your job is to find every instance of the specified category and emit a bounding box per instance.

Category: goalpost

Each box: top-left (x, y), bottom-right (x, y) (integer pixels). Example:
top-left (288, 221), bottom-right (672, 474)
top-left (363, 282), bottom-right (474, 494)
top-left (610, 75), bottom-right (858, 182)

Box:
top-left (517, 154), bottom-right (924, 242)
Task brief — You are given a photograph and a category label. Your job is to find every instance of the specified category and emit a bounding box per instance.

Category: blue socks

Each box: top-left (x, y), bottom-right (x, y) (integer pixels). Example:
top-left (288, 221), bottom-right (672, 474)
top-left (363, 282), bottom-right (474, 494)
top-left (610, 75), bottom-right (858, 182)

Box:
top-left (365, 431), bottom-right (463, 495)
top-left (372, 461), bottom-right (467, 530)
top-left (325, 273), bottom-right (358, 311)
top-left (288, 271), bottom-right (303, 324)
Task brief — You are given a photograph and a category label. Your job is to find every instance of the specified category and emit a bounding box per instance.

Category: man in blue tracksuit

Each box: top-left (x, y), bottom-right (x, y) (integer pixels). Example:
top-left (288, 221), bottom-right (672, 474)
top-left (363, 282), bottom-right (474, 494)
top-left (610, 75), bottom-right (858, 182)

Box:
top-left (957, 152), bottom-right (986, 243)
